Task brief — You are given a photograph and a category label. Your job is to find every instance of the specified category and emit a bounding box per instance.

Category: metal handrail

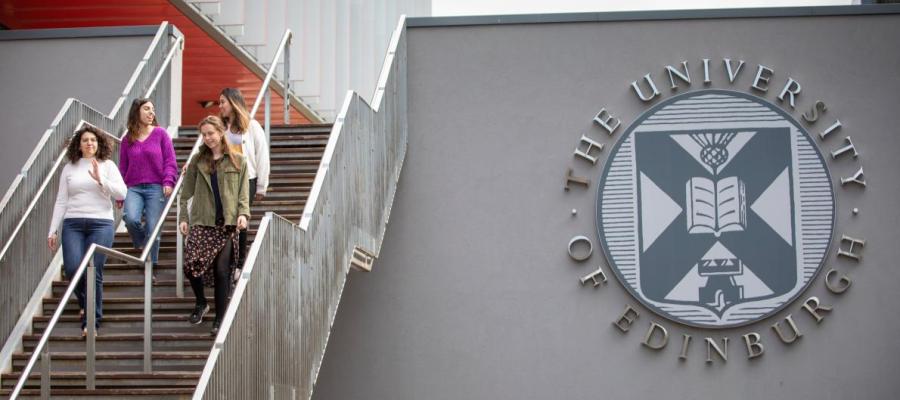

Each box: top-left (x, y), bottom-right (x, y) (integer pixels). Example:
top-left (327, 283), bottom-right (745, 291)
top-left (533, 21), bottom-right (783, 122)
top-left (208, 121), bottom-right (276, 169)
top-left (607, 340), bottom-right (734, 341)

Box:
top-left (145, 32), bottom-right (185, 102)
top-left (0, 22), bottom-right (177, 241)
top-left (9, 134), bottom-right (202, 398)
top-left (192, 16), bottom-right (409, 399)
top-left (0, 34), bottom-right (185, 266)
top-left (8, 32), bottom-right (188, 399)
top-left (248, 29), bottom-right (293, 131)
top-left (175, 28), bottom-right (293, 295)
top-left (9, 244), bottom-right (141, 399)
top-left (192, 212), bottom-right (274, 398)
top-left (0, 22), bottom-right (183, 355)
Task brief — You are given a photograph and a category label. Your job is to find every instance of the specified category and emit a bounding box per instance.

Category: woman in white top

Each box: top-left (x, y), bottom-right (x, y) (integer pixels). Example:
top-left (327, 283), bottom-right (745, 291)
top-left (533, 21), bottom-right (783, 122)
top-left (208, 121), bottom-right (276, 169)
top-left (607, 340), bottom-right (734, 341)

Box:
top-left (218, 88), bottom-right (269, 271)
top-left (48, 126), bottom-right (127, 334)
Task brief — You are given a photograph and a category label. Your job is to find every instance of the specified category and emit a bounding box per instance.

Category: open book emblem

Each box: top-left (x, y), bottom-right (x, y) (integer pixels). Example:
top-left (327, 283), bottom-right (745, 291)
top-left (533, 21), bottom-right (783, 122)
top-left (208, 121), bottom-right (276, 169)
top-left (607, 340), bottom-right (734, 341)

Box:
top-left (596, 90), bottom-right (835, 328)
top-left (685, 176), bottom-right (746, 237)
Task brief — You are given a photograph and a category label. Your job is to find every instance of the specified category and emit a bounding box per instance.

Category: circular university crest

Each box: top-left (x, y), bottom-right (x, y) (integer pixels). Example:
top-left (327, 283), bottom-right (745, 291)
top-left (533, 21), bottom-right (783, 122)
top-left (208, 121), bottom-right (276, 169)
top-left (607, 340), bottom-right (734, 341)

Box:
top-left (596, 90), bottom-right (835, 328)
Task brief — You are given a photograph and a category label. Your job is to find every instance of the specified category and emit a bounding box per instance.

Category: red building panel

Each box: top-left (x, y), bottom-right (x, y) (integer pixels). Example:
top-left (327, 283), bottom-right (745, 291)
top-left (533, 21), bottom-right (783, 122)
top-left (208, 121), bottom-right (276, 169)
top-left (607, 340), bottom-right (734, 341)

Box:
top-left (0, 0), bottom-right (310, 125)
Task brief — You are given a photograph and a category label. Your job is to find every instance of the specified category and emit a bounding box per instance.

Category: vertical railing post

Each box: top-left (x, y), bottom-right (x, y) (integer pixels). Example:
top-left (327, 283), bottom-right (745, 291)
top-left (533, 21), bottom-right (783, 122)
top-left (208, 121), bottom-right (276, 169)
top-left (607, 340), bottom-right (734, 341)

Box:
top-left (265, 89), bottom-right (272, 144)
top-left (143, 259), bottom-right (153, 372)
top-left (40, 343), bottom-right (50, 399)
top-left (86, 258), bottom-right (96, 390)
top-left (283, 36), bottom-right (291, 125)
top-left (176, 193), bottom-right (184, 298)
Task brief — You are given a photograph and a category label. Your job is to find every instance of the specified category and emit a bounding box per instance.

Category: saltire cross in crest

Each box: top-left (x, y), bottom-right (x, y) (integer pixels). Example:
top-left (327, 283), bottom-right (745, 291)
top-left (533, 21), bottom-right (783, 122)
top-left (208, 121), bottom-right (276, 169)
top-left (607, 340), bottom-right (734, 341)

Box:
top-left (634, 127), bottom-right (797, 316)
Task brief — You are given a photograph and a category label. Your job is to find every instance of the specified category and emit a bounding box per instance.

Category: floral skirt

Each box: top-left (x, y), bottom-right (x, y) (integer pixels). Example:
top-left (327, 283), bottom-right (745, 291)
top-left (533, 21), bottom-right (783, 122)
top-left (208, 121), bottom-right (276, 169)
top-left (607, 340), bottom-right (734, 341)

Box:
top-left (183, 225), bottom-right (239, 287)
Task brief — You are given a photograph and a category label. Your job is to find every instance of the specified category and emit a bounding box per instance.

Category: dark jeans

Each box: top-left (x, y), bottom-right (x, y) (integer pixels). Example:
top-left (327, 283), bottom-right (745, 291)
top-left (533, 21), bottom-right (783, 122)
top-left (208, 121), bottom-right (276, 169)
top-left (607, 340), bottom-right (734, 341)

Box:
top-left (61, 218), bottom-right (114, 329)
top-left (237, 178), bottom-right (257, 265)
top-left (188, 239), bottom-right (233, 324)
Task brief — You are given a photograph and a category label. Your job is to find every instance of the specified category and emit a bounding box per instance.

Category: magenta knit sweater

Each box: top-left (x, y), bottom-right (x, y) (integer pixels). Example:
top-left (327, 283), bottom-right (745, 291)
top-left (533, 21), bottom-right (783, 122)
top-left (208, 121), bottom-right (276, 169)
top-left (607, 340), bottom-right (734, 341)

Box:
top-left (118, 126), bottom-right (178, 187)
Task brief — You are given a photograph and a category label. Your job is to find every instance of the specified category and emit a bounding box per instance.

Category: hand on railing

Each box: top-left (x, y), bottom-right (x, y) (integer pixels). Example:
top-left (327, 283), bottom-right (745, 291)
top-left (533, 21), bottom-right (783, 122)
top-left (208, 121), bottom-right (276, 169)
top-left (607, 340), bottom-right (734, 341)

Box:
top-left (163, 185), bottom-right (174, 197)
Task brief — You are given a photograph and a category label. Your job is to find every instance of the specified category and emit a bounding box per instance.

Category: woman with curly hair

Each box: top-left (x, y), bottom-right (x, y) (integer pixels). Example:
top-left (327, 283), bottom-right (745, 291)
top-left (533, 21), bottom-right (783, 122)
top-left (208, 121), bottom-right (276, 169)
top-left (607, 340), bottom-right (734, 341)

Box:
top-left (48, 125), bottom-right (127, 335)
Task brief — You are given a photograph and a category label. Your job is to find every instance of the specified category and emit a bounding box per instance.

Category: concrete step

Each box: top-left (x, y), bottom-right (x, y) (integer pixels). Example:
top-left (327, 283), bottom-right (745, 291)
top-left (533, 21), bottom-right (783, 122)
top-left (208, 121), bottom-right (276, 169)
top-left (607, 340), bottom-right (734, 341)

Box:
top-left (32, 314), bottom-right (217, 335)
top-left (11, 351), bottom-right (208, 372)
top-left (1, 370), bottom-right (199, 390)
top-left (0, 388), bottom-right (193, 400)
top-left (22, 333), bottom-right (214, 353)
top-left (42, 297), bottom-right (218, 315)
top-left (49, 280), bottom-right (220, 301)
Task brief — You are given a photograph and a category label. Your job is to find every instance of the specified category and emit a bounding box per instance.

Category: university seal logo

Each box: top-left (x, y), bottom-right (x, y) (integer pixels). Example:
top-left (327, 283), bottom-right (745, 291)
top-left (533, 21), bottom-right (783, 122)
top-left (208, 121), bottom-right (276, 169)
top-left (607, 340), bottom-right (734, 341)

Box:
top-left (597, 90), bottom-right (835, 328)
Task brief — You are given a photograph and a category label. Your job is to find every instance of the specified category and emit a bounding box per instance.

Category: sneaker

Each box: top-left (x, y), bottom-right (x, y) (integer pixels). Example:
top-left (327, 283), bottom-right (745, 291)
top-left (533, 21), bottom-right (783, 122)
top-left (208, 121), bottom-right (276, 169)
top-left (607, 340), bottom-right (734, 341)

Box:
top-left (210, 321), bottom-right (220, 336)
top-left (189, 303), bottom-right (209, 325)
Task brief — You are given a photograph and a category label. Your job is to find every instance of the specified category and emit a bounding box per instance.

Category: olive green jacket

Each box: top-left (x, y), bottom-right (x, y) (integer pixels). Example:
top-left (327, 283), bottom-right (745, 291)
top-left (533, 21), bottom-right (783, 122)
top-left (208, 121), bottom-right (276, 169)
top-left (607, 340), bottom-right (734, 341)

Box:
top-left (180, 153), bottom-right (250, 227)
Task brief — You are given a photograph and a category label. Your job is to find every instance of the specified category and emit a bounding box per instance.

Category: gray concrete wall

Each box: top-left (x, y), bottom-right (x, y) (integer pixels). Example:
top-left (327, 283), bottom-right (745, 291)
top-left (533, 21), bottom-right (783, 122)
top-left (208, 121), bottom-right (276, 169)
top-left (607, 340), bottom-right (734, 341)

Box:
top-left (0, 33), bottom-right (151, 194)
top-left (314, 10), bottom-right (900, 400)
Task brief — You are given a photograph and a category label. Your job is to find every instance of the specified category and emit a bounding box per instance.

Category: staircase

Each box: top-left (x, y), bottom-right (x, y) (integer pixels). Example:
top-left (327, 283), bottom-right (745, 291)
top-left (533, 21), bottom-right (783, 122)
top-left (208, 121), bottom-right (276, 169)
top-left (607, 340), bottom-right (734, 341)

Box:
top-left (0, 124), bottom-right (332, 399)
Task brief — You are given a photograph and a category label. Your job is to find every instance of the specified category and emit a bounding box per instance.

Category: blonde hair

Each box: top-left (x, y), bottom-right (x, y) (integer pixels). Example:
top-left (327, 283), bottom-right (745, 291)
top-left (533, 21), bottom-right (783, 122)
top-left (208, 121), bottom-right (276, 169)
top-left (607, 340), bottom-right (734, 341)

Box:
top-left (196, 116), bottom-right (241, 173)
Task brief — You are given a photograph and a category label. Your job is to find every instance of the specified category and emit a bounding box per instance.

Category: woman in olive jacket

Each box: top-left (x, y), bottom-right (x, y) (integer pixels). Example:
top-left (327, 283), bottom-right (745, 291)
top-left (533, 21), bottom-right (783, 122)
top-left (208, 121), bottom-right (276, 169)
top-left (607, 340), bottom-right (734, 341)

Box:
top-left (179, 116), bottom-right (250, 335)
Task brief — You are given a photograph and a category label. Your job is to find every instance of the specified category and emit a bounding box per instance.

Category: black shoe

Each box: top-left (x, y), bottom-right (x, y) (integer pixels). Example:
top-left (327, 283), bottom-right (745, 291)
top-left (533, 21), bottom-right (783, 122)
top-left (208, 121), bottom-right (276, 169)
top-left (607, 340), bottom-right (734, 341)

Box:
top-left (151, 264), bottom-right (158, 284)
top-left (210, 321), bottom-right (220, 336)
top-left (189, 303), bottom-right (209, 325)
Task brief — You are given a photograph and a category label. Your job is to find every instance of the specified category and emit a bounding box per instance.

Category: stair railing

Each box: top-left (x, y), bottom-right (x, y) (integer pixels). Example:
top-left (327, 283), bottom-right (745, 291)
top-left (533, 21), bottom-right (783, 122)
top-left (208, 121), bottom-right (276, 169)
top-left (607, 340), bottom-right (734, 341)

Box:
top-left (9, 127), bottom-right (201, 399)
top-left (193, 16), bottom-right (409, 400)
top-left (11, 244), bottom-right (142, 399)
top-left (249, 29), bottom-right (293, 137)
top-left (8, 31), bottom-right (191, 399)
top-left (0, 22), bottom-right (183, 359)
top-left (175, 28), bottom-right (292, 293)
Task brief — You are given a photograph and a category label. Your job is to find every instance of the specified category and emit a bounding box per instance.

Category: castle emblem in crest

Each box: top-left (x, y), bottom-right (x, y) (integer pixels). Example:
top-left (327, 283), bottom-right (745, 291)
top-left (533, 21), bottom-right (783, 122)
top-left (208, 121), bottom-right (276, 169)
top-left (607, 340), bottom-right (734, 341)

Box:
top-left (596, 90), bottom-right (835, 328)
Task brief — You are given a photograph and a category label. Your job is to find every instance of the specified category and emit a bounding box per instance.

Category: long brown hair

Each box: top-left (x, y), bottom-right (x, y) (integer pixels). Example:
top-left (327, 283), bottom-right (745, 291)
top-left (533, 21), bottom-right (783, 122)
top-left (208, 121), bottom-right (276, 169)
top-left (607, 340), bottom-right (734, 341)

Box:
top-left (196, 116), bottom-right (241, 173)
top-left (66, 125), bottom-right (113, 164)
top-left (219, 88), bottom-right (251, 134)
top-left (125, 98), bottom-right (157, 143)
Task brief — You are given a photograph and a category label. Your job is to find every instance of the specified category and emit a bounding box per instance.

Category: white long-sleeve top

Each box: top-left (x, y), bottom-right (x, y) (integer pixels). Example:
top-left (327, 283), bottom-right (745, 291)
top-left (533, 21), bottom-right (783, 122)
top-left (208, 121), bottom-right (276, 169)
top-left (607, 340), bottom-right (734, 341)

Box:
top-left (48, 158), bottom-right (128, 236)
top-left (226, 119), bottom-right (270, 194)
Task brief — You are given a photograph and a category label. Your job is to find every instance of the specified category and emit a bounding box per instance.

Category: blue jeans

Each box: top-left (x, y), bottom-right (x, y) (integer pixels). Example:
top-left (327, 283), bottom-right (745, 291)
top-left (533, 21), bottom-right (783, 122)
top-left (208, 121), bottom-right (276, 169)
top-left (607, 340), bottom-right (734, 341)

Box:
top-left (123, 184), bottom-right (165, 264)
top-left (61, 218), bottom-right (114, 329)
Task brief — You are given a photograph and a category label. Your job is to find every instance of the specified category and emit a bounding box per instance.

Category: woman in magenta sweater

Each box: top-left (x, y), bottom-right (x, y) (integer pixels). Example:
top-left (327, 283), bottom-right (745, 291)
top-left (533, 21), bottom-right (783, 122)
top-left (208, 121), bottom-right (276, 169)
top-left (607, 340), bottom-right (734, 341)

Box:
top-left (119, 98), bottom-right (178, 274)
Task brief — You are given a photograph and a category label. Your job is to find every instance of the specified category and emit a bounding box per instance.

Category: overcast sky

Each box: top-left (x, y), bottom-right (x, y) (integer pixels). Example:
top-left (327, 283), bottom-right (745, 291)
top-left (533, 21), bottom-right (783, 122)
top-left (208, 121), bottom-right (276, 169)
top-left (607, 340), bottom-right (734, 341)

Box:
top-left (431, 0), bottom-right (853, 16)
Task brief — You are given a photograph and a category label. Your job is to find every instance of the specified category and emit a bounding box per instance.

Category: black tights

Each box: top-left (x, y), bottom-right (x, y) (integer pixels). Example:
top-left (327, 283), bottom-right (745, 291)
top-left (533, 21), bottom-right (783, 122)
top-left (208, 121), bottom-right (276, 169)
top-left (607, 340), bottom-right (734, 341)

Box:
top-left (237, 178), bottom-right (257, 264)
top-left (189, 239), bottom-right (233, 323)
